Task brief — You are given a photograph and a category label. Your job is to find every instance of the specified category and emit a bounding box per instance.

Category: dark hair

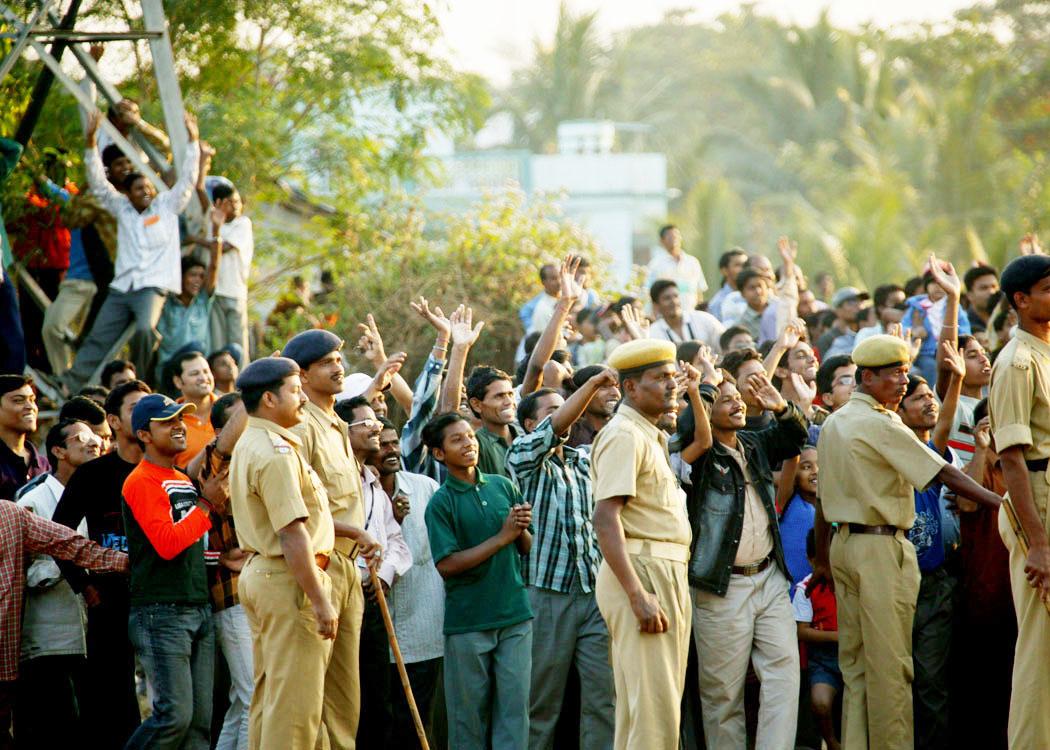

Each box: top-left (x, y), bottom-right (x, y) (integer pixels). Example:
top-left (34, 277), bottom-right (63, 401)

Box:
top-left (718, 326), bottom-right (751, 352)
top-left (873, 284), bottom-right (905, 312)
top-left (570, 365), bottom-right (607, 392)
top-left (77, 385), bottom-right (109, 402)
top-left (101, 144), bottom-right (126, 169)
top-left (181, 255), bottom-right (206, 276)
top-left (735, 267), bottom-right (765, 291)
top-left (0, 373), bottom-right (32, 398)
top-left (101, 359), bottom-right (135, 389)
top-left (609, 296), bottom-right (637, 315)
top-left (816, 355), bottom-right (853, 396)
top-left (517, 387), bottom-right (559, 428)
top-left (377, 416), bottom-right (397, 433)
top-left (818, 310), bottom-right (838, 329)
top-left (963, 264), bottom-right (998, 292)
top-left (718, 248), bottom-right (748, 269)
top-left (720, 348), bottom-right (762, 380)
top-left (59, 395), bottom-right (106, 426)
top-left (576, 307), bottom-right (599, 327)
top-left (242, 380), bottom-right (286, 413)
top-left (46, 418), bottom-right (84, 471)
top-left (958, 334), bottom-right (976, 353)
top-left (208, 349), bottom-right (235, 370)
top-left (539, 264), bottom-right (557, 282)
top-left (903, 276), bottom-right (924, 298)
top-left (104, 380), bottom-right (152, 417)
top-left (659, 224), bottom-right (677, 240)
top-left (172, 350), bottom-right (206, 381)
top-left (421, 412), bottom-right (468, 453)
top-left (973, 397), bottom-right (989, 424)
top-left (902, 373), bottom-right (929, 401)
top-left (993, 304), bottom-right (1013, 332)
top-left (334, 395), bottom-right (371, 424)
top-left (212, 183), bottom-right (236, 202)
top-left (466, 366), bottom-right (513, 412)
top-left (676, 340), bottom-right (702, 365)
top-left (211, 392), bottom-right (242, 430)
top-left (649, 279), bottom-right (677, 304)
top-left (121, 172), bottom-right (146, 192)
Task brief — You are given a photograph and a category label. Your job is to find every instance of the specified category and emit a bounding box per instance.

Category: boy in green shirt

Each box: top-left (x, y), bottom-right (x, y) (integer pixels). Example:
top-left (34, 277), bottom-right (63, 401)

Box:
top-left (423, 412), bottom-right (533, 750)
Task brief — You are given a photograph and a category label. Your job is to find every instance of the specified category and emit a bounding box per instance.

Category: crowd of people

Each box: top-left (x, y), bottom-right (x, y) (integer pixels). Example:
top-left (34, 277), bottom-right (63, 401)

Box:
top-left (2, 80), bottom-right (1050, 750)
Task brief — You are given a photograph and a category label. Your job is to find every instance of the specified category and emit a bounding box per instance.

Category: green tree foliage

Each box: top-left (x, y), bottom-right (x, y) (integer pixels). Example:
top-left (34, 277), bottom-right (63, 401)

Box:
top-left (499, 2), bottom-right (1050, 287)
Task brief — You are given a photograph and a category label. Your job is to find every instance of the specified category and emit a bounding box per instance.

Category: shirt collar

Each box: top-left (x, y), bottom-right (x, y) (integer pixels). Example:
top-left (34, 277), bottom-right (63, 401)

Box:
top-left (1015, 328), bottom-right (1050, 357)
top-left (850, 391), bottom-right (889, 413)
top-left (303, 399), bottom-right (343, 429)
top-left (247, 416), bottom-right (302, 446)
top-left (444, 469), bottom-right (490, 492)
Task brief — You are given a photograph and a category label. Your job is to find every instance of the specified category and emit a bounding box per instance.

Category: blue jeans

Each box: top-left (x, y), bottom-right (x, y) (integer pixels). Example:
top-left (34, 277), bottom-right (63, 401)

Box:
top-left (125, 604), bottom-right (214, 750)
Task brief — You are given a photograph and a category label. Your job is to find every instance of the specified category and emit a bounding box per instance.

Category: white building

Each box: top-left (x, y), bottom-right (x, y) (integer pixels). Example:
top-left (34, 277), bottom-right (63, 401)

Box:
top-left (422, 119), bottom-right (670, 284)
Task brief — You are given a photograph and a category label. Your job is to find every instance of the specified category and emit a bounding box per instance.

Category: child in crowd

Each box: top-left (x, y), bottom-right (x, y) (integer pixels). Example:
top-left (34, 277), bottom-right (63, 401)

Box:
top-left (795, 529), bottom-right (841, 750)
top-left (780, 445), bottom-right (818, 590)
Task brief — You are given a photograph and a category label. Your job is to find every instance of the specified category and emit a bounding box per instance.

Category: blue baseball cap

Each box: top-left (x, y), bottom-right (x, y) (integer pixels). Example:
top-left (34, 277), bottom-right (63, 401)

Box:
top-left (131, 394), bottom-right (196, 434)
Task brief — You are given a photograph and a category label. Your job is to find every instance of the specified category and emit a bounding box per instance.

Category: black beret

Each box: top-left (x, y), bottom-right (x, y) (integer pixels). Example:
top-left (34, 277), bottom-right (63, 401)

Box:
top-left (235, 357), bottom-right (300, 390)
top-left (282, 330), bottom-right (343, 369)
top-left (1001, 255), bottom-right (1050, 307)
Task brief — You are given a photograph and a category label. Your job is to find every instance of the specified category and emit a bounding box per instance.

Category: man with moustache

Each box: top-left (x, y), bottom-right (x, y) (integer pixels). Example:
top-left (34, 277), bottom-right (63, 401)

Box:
top-left (591, 339), bottom-right (693, 749)
top-left (122, 394), bottom-right (227, 749)
top-left (811, 335), bottom-right (1002, 750)
top-left (567, 365), bottom-right (621, 448)
top-left (282, 330), bottom-right (381, 749)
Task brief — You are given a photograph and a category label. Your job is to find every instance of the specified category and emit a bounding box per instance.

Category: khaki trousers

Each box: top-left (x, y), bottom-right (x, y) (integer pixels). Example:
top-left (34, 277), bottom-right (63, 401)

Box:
top-left (830, 527), bottom-right (920, 750)
top-left (595, 554), bottom-right (691, 750)
top-left (41, 278), bottom-right (96, 373)
top-left (240, 552), bottom-right (362, 750)
top-left (999, 475), bottom-right (1050, 749)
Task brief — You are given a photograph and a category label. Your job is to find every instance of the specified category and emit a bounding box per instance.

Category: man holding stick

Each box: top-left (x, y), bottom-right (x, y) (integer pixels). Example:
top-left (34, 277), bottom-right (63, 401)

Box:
top-left (988, 254), bottom-right (1050, 748)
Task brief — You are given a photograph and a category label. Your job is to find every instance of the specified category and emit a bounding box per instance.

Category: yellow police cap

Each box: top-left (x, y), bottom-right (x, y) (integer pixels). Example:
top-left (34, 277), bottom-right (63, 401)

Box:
top-left (851, 334), bottom-right (911, 368)
top-left (608, 339), bottom-right (677, 375)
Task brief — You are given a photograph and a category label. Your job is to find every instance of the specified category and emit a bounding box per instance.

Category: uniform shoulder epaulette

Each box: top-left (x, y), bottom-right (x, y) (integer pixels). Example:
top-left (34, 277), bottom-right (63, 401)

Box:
top-left (268, 432), bottom-right (294, 455)
top-left (1011, 339), bottom-right (1032, 371)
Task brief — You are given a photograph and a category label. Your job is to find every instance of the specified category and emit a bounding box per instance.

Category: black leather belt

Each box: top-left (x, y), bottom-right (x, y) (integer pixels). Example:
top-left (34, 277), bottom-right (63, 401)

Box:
top-left (847, 523), bottom-right (902, 536)
top-left (731, 556), bottom-right (772, 576)
top-left (1027, 458), bottom-right (1049, 472)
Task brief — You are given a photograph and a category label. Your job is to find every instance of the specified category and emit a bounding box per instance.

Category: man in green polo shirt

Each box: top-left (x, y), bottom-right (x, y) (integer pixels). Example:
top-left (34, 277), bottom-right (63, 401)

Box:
top-left (423, 412), bottom-right (533, 750)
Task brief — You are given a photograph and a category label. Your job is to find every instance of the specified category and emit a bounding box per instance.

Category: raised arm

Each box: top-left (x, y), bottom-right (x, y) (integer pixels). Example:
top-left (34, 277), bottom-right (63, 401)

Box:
top-left (932, 338), bottom-right (964, 453)
top-left (357, 314), bottom-right (414, 413)
top-left (763, 319), bottom-right (803, 380)
top-left (84, 111), bottom-right (126, 212)
top-left (679, 359), bottom-right (714, 464)
top-left (550, 366), bottom-right (618, 436)
top-left (773, 237), bottom-right (800, 338)
top-left (438, 305), bottom-right (484, 414)
top-left (204, 206), bottom-right (223, 296)
top-left (523, 255), bottom-right (582, 395)
top-left (154, 113), bottom-right (201, 215)
top-left (929, 253), bottom-right (962, 400)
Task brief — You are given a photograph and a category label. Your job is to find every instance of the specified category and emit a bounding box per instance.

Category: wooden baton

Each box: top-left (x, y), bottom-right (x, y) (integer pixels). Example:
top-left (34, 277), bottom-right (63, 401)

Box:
top-left (369, 566), bottom-right (431, 750)
top-left (1000, 495), bottom-right (1050, 615)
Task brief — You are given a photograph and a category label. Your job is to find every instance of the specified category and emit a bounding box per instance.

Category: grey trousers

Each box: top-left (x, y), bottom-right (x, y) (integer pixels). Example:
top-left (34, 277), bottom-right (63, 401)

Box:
top-left (209, 295), bottom-right (248, 365)
top-left (444, 619), bottom-right (532, 750)
top-left (527, 582), bottom-right (615, 750)
top-left (912, 566), bottom-right (956, 750)
top-left (692, 564), bottom-right (799, 750)
top-left (66, 286), bottom-right (165, 388)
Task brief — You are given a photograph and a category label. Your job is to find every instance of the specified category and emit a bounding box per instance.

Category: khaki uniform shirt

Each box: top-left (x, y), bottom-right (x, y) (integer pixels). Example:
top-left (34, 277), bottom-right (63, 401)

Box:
top-left (591, 404), bottom-right (691, 546)
top-left (817, 391), bottom-right (946, 528)
top-left (292, 400), bottom-right (364, 555)
top-left (722, 443), bottom-right (773, 565)
top-left (230, 416), bottom-right (334, 557)
top-left (989, 329), bottom-right (1050, 460)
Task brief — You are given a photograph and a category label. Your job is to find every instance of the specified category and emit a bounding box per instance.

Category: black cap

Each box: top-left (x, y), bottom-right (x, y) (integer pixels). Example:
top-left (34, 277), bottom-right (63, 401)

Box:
top-left (235, 357), bottom-right (300, 390)
top-left (282, 330), bottom-right (343, 369)
top-left (1001, 255), bottom-right (1050, 309)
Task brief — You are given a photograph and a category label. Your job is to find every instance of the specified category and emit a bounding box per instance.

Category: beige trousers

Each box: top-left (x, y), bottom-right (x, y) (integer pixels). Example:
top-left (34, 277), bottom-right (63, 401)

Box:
top-left (830, 527), bottom-right (920, 750)
top-left (999, 474), bottom-right (1050, 749)
top-left (317, 550), bottom-right (364, 750)
top-left (41, 278), bottom-right (96, 373)
top-left (595, 554), bottom-right (691, 750)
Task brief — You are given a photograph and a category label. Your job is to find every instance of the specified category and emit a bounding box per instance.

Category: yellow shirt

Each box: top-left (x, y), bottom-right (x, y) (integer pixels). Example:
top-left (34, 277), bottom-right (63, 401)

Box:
top-left (591, 404), bottom-right (691, 546)
top-left (230, 416), bottom-right (334, 557)
top-left (817, 391), bottom-right (946, 528)
top-left (292, 400), bottom-right (365, 555)
top-left (989, 329), bottom-right (1050, 460)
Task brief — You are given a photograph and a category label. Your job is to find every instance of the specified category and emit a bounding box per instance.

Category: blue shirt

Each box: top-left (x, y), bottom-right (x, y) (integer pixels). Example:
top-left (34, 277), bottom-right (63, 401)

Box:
top-left (156, 291), bottom-right (213, 377)
top-left (780, 493), bottom-right (815, 594)
top-left (908, 441), bottom-right (952, 572)
top-left (66, 229), bottom-right (92, 281)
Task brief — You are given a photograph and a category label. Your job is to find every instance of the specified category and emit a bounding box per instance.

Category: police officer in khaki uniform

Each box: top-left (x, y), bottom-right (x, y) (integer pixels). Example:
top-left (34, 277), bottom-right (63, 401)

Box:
top-left (282, 330), bottom-right (380, 750)
top-left (591, 339), bottom-right (693, 750)
top-left (813, 335), bottom-right (1001, 750)
top-left (229, 357), bottom-right (339, 750)
top-left (988, 254), bottom-right (1050, 748)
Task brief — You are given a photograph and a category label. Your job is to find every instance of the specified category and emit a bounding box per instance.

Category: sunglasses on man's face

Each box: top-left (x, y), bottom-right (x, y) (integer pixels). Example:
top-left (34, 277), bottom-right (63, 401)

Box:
top-left (348, 418), bottom-right (381, 431)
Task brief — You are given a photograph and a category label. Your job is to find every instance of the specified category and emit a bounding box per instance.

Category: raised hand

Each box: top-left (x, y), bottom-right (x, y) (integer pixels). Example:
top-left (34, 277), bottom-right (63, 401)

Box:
top-left (588, 367), bottom-right (619, 390)
top-left (184, 111), bottom-right (199, 142)
top-left (86, 110), bottom-right (103, 147)
top-left (356, 314), bottom-right (387, 366)
top-left (410, 296), bottom-right (451, 340)
top-left (208, 205), bottom-right (226, 231)
top-left (940, 338), bottom-right (965, 378)
top-left (777, 236), bottom-right (797, 267)
top-left (973, 416), bottom-right (991, 451)
top-left (449, 304), bottom-right (485, 348)
top-left (559, 254), bottom-right (584, 302)
top-left (789, 372), bottom-right (816, 407)
top-left (927, 253), bottom-right (961, 298)
top-left (694, 344), bottom-right (723, 386)
top-left (677, 360), bottom-right (703, 392)
top-left (1020, 233), bottom-right (1044, 256)
top-left (371, 352), bottom-right (407, 393)
top-left (744, 371), bottom-right (787, 413)
top-left (777, 319), bottom-right (806, 350)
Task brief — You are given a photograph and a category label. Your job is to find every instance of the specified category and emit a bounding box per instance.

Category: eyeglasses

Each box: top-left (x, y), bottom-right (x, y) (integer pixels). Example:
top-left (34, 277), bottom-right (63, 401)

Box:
top-left (834, 376), bottom-right (855, 387)
top-left (66, 431), bottom-right (103, 448)
top-left (348, 418), bottom-right (380, 430)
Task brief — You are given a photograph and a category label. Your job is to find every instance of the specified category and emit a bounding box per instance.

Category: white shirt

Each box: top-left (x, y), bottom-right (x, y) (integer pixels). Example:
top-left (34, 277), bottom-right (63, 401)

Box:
top-left (356, 465), bottom-right (412, 587)
top-left (16, 474), bottom-right (87, 587)
top-left (529, 293), bottom-right (559, 334)
top-left (646, 249), bottom-right (708, 311)
top-left (386, 470), bottom-right (444, 664)
top-left (213, 215), bottom-right (254, 301)
top-left (649, 309), bottom-right (725, 351)
top-left (84, 141), bottom-right (200, 295)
